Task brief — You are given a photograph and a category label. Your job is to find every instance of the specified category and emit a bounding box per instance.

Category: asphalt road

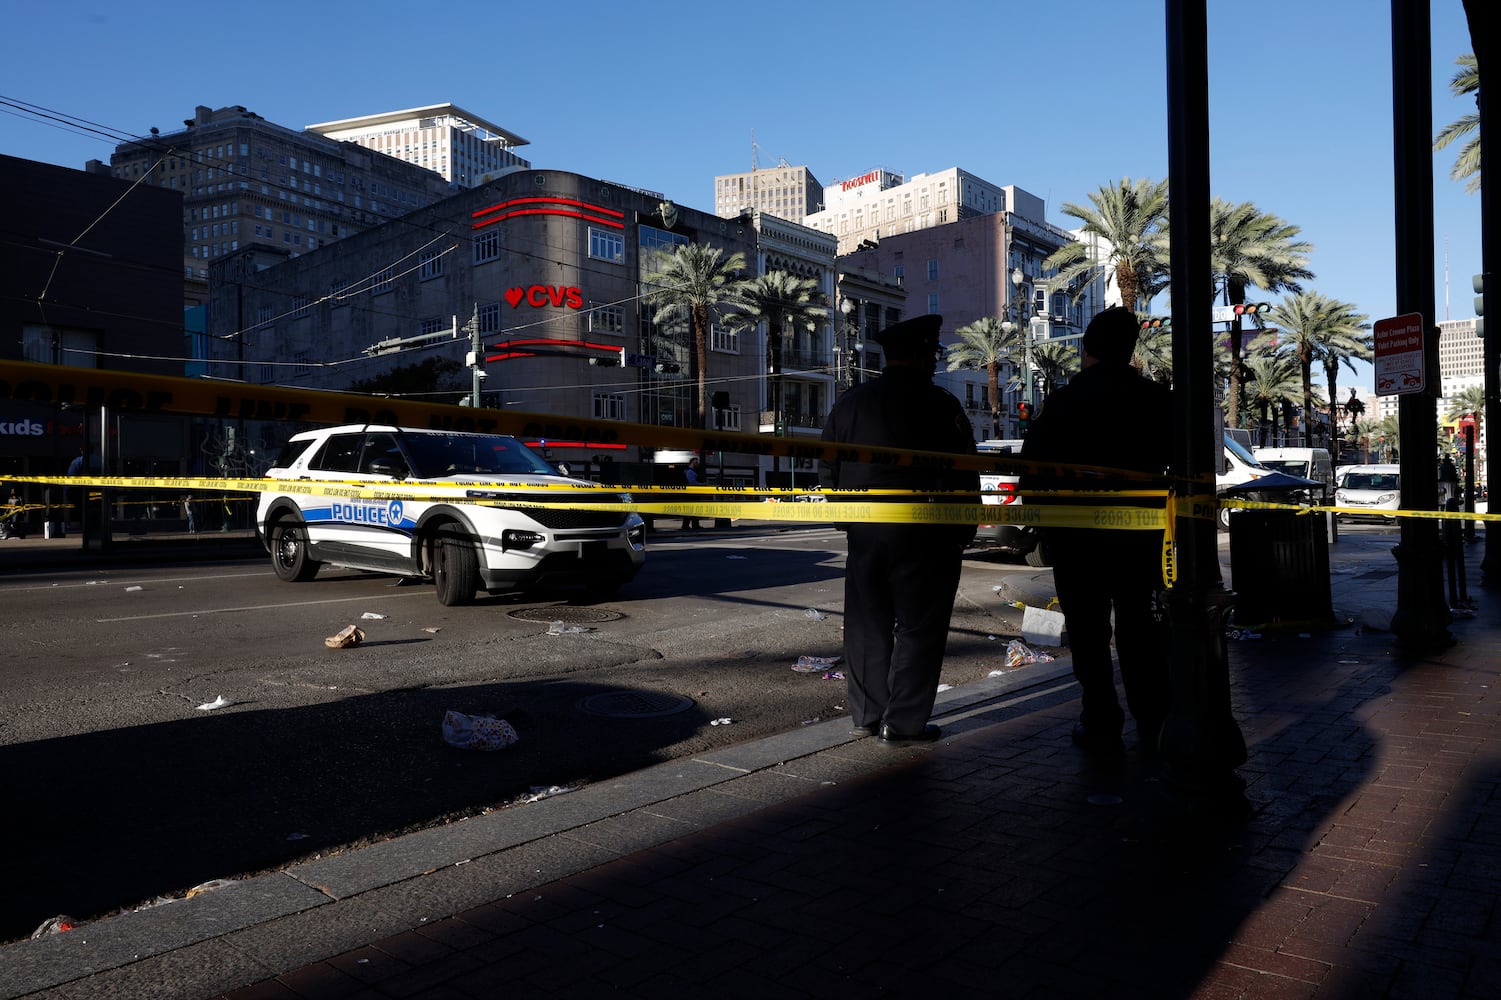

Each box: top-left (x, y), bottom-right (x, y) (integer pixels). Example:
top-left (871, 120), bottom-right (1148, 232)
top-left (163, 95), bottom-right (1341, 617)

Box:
top-left (0, 524), bottom-right (1040, 943)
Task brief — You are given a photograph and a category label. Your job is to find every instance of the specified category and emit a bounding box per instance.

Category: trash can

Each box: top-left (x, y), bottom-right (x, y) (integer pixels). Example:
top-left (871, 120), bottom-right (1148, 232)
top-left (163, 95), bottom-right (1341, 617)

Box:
top-left (1228, 508), bottom-right (1333, 626)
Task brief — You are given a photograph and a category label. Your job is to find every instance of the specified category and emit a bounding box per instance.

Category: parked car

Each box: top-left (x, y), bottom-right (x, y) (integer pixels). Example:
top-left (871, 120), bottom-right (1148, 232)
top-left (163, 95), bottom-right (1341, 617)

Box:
top-left (256, 425), bottom-right (645, 605)
top-left (1334, 464), bottom-right (1401, 522)
top-left (972, 439), bottom-right (1048, 566)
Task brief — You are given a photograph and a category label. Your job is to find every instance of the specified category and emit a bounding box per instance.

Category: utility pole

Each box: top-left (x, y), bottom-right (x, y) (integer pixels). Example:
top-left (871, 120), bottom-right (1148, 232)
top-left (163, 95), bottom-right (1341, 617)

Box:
top-left (460, 304), bottom-right (485, 406)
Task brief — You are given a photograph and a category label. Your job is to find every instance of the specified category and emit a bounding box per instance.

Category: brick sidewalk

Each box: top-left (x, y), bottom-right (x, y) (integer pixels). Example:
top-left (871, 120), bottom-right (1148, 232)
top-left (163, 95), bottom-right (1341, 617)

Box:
top-left (212, 546), bottom-right (1501, 999)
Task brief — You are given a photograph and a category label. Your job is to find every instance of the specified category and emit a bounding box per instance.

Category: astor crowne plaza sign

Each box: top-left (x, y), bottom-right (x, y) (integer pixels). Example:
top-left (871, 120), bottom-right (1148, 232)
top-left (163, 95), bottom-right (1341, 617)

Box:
top-left (1373, 312), bottom-right (1426, 396)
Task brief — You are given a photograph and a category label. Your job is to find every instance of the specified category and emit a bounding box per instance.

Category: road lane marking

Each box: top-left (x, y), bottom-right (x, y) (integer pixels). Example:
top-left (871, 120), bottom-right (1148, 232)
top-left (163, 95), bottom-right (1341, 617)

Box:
top-left (96, 589), bottom-right (431, 622)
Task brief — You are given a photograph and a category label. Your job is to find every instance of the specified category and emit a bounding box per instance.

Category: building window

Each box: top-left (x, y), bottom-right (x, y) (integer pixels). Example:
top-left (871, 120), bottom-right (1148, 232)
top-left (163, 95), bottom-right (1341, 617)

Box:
top-left (372, 267), bottom-right (395, 294)
top-left (928, 293), bottom-right (940, 314)
top-left (419, 249), bottom-right (443, 280)
top-left (474, 227), bottom-right (501, 264)
top-left (420, 317), bottom-right (444, 335)
top-left (478, 302), bottom-right (502, 334)
top-left (589, 228), bottom-right (624, 263)
top-left (927, 259), bottom-right (939, 280)
top-left (592, 392), bottom-right (626, 420)
top-left (590, 304), bottom-right (625, 335)
top-left (720, 406), bottom-right (742, 431)
top-left (710, 323), bottom-right (739, 354)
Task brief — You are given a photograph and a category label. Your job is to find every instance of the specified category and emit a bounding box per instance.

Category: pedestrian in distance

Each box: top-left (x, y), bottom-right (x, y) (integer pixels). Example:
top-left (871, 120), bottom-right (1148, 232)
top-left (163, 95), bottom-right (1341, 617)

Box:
top-left (681, 457), bottom-right (703, 530)
top-left (1021, 306), bottom-right (1172, 757)
top-left (819, 314), bottom-right (980, 746)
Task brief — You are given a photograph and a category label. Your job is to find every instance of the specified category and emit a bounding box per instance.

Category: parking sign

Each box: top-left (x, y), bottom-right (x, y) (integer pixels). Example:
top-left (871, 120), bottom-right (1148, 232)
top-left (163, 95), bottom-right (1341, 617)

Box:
top-left (1373, 313), bottom-right (1425, 395)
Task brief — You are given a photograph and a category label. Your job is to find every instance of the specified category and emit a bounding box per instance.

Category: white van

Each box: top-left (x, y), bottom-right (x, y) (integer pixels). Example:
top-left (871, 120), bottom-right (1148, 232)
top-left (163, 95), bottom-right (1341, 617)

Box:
top-left (1253, 447), bottom-right (1334, 493)
top-left (1216, 437), bottom-right (1275, 528)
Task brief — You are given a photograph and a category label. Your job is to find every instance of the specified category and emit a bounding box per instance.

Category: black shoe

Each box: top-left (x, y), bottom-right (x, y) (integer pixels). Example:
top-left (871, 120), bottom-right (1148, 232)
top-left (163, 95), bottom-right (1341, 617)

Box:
top-left (849, 723), bottom-right (877, 738)
top-left (1071, 722), bottom-right (1125, 756)
top-left (878, 723), bottom-right (942, 745)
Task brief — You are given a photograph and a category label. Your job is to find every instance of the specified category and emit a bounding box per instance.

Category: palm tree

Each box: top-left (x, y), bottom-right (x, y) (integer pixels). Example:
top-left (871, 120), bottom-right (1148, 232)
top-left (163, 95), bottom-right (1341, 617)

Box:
top-left (1030, 340), bottom-right (1081, 401)
top-left (1132, 319), bottom-right (1174, 385)
top-left (1240, 351), bottom-right (1303, 446)
top-left (1203, 199), bottom-right (1315, 430)
top-left (1373, 413), bottom-right (1402, 462)
top-left (644, 244), bottom-right (752, 429)
top-left (1044, 178), bottom-right (1170, 313)
top-left (1342, 390), bottom-right (1367, 462)
top-left (1434, 53), bottom-right (1481, 193)
top-left (736, 271), bottom-right (827, 434)
top-left (1271, 291), bottom-right (1371, 449)
top-left (1446, 383), bottom-right (1487, 455)
top-left (946, 317), bottom-right (1022, 437)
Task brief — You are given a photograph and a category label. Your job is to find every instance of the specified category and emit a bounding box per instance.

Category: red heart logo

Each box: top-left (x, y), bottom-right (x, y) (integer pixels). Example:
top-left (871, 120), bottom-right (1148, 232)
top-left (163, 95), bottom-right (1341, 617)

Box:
top-left (505, 287), bottom-right (524, 308)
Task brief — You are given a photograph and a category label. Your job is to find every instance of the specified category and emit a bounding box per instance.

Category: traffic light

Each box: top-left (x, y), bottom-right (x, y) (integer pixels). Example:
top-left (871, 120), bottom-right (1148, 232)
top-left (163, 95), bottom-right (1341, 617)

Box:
top-left (1016, 400), bottom-right (1031, 434)
top-left (1476, 273), bottom-right (1486, 338)
top-left (1233, 302), bottom-right (1272, 317)
top-left (1139, 317), bottom-right (1170, 332)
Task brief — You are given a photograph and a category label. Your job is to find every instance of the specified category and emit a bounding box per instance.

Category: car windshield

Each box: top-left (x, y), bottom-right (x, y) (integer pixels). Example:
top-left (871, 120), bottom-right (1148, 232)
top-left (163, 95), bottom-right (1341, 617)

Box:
top-left (1259, 460), bottom-right (1309, 477)
top-left (1225, 437), bottom-right (1266, 469)
top-left (400, 432), bottom-right (558, 479)
top-left (1345, 473), bottom-right (1399, 491)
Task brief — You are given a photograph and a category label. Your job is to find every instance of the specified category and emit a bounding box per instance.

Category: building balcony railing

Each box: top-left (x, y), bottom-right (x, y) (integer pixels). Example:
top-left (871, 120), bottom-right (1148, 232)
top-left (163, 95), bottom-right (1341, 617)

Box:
top-left (759, 410), bottom-right (826, 432)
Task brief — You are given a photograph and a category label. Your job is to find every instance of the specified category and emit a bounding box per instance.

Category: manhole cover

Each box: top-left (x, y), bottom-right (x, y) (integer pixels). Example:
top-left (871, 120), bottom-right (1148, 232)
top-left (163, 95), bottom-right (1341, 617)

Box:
top-left (508, 606), bottom-right (623, 624)
top-left (577, 691), bottom-right (697, 718)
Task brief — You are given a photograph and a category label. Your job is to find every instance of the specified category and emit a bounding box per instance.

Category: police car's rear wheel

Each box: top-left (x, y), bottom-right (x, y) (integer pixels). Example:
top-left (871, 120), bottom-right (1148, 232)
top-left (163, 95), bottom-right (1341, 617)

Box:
top-left (433, 526), bottom-right (479, 606)
top-left (270, 518), bottom-right (319, 582)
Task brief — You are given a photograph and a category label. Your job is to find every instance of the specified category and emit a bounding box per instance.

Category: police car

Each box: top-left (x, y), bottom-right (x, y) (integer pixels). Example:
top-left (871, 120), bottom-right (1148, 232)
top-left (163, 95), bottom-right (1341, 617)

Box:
top-left (256, 425), bottom-right (645, 605)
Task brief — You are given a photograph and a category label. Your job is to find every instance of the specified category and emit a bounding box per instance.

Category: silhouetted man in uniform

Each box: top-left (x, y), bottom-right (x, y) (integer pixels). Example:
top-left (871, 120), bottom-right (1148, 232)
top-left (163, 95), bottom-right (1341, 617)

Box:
top-left (819, 314), bottom-right (979, 745)
top-left (1021, 307), bottom-right (1171, 756)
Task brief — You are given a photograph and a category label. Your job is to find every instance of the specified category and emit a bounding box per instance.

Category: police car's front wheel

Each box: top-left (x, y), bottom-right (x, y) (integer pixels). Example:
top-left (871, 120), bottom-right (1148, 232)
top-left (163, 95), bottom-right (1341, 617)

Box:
top-left (432, 525), bottom-right (480, 606)
top-left (270, 518), bottom-right (320, 582)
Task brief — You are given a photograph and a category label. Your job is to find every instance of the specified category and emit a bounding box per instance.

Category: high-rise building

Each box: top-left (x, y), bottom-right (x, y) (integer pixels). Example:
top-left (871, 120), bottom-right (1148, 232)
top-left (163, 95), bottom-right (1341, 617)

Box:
top-left (1439, 318), bottom-right (1483, 383)
top-left (714, 164), bottom-right (823, 224)
top-left (307, 104), bottom-right (530, 188)
top-left (96, 105), bottom-right (456, 306)
top-left (804, 167), bottom-right (1008, 255)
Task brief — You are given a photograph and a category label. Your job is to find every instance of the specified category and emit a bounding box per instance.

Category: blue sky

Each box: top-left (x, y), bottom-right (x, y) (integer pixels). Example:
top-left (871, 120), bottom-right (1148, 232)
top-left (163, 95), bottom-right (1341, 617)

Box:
top-left (2, 0), bottom-right (1481, 395)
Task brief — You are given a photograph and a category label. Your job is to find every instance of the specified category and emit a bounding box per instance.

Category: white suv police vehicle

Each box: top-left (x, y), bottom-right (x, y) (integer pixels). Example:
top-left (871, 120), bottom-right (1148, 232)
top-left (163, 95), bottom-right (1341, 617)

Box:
top-left (256, 425), bottom-right (645, 605)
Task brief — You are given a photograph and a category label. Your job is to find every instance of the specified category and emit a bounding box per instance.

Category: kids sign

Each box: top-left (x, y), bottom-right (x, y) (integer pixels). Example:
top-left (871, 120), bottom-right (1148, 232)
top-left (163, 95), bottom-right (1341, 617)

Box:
top-left (1373, 312), bottom-right (1425, 396)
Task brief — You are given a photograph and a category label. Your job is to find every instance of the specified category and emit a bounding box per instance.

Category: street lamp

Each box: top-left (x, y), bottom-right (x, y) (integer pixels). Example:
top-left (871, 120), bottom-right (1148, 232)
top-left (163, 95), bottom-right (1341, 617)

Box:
top-left (1001, 268), bottom-right (1036, 433)
top-left (837, 297), bottom-right (864, 390)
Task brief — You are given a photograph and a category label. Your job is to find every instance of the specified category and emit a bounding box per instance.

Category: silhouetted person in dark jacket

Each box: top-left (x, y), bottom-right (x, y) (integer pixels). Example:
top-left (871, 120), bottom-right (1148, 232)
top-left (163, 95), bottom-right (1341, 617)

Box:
top-left (1021, 307), bottom-right (1171, 756)
top-left (819, 314), bottom-right (979, 745)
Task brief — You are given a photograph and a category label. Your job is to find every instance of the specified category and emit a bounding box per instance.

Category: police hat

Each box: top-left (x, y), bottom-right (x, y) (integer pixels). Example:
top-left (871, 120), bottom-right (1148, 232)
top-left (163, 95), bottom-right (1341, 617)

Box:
top-left (871, 314), bottom-right (942, 359)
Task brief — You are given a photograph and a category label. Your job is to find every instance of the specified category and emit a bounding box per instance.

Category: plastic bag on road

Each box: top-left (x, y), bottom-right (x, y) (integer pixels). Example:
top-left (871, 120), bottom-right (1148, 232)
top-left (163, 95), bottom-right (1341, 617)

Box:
top-left (442, 710), bottom-right (519, 751)
top-left (1005, 639), bottom-right (1055, 667)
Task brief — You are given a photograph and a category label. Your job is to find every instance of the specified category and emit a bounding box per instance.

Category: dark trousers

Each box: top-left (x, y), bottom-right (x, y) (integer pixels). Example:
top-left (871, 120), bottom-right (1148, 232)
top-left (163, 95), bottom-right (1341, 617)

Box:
top-left (1048, 528), bottom-right (1169, 740)
top-left (842, 523), bottom-right (964, 733)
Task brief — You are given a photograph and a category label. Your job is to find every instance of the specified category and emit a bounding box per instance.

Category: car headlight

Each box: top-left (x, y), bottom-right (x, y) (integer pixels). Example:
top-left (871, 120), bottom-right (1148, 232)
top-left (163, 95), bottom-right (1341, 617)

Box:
top-left (1377, 492), bottom-right (1397, 504)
